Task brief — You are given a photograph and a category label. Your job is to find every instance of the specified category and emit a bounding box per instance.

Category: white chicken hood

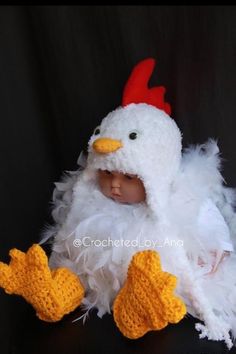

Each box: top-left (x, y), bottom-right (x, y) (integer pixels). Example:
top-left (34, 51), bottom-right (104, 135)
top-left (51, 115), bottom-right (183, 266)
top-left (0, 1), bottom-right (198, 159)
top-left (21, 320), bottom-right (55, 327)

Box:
top-left (85, 103), bottom-right (182, 217)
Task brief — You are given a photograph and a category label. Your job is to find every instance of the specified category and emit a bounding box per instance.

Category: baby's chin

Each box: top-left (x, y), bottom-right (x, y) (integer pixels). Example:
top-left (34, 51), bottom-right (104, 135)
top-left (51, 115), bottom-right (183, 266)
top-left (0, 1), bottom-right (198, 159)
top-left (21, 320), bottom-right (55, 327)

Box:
top-left (111, 195), bottom-right (126, 203)
top-left (109, 194), bottom-right (130, 204)
top-left (110, 195), bottom-right (142, 205)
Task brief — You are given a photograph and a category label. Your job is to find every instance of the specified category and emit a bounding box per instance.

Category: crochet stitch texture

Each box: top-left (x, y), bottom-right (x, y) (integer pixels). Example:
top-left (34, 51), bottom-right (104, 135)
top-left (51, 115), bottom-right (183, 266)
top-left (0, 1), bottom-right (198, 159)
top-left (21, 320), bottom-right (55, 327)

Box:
top-left (0, 244), bottom-right (84, 322)
top-left (113, 250), bottom-right (186, 339)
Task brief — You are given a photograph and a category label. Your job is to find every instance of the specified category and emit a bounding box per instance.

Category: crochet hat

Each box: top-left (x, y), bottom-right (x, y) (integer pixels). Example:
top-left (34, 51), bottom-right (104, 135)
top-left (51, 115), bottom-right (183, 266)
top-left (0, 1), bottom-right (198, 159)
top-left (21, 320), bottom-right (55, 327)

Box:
top-left (85, 58), bottom-right (182, 218)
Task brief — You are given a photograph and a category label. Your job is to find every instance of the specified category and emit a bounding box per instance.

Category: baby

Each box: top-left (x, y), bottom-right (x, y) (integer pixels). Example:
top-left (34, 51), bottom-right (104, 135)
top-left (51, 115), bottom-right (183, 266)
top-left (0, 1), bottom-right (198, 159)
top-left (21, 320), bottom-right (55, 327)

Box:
top-left (1, 58), bottom-right (236, 348)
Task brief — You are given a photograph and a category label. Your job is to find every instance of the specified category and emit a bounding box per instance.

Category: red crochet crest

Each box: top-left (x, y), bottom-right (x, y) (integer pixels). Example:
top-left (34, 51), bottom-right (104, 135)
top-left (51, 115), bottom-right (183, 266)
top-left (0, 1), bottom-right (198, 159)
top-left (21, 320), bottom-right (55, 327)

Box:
top-left (122, 58), bottom-right (171, 115)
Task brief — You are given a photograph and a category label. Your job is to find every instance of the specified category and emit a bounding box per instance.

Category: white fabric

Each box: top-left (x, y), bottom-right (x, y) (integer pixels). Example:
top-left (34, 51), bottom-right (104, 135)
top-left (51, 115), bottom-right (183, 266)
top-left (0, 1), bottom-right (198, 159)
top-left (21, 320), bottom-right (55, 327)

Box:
top-left (198, 198), bottom-right (234, 252)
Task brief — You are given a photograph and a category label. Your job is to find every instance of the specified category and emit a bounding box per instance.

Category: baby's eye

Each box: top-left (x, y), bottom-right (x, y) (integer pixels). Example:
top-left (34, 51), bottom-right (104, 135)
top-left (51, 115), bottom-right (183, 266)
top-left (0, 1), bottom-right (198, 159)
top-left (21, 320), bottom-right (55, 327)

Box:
top-left (125, 174), bottom-right (134, 180)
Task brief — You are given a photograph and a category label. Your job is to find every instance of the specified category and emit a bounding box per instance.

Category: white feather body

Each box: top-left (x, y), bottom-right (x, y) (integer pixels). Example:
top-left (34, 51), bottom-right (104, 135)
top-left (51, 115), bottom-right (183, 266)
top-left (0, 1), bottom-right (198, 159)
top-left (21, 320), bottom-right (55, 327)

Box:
top-left (41, 138), bottom-right (236, 348)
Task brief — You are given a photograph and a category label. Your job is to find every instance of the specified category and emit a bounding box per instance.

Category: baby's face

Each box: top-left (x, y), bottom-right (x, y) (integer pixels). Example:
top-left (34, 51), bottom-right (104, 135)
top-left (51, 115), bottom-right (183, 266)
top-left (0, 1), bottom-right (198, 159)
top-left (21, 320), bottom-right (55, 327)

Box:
top-left (97, 170), bottom-right (146, 204)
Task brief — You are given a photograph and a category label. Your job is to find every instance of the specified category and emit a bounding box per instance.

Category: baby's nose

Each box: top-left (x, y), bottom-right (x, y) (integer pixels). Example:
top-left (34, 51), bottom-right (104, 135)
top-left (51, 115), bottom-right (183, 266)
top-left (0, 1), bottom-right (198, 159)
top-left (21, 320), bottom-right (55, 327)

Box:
top-left (111, 176), bottom-right (121, 188)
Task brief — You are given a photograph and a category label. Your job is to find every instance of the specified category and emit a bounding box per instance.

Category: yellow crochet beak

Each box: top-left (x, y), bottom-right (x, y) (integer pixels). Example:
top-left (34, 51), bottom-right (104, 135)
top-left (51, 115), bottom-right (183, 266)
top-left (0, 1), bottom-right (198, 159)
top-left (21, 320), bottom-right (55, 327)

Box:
top-left (93, 138), bottom-right (123, 154)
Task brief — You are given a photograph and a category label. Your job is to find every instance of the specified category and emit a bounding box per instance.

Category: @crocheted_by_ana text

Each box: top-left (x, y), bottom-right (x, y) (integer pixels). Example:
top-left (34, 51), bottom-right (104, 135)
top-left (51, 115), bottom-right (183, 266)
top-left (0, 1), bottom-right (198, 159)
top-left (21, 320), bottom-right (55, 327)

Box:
top-left (73, 237), bottom-right (184, 249)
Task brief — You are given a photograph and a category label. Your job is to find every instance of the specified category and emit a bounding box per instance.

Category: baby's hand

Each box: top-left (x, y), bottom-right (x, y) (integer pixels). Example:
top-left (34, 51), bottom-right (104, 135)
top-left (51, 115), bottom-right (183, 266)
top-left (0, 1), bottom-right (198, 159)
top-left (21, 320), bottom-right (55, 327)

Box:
top-left (198, 251), bottom-right (230, 274)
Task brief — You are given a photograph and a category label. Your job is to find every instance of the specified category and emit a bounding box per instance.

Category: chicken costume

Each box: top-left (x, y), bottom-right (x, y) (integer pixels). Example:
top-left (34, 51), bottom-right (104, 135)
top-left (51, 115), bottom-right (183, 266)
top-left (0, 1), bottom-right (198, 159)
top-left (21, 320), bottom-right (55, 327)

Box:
top-left (1, 58), bottom-right (236, 349)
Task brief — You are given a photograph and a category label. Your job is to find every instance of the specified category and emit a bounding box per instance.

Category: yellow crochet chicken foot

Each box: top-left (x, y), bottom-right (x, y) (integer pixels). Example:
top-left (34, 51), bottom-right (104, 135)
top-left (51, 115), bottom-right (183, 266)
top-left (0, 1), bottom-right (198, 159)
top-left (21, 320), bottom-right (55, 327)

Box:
top-left (113, 250), bottom-right (186, 339)
top-left (0, 244), bottom-right (84, 322)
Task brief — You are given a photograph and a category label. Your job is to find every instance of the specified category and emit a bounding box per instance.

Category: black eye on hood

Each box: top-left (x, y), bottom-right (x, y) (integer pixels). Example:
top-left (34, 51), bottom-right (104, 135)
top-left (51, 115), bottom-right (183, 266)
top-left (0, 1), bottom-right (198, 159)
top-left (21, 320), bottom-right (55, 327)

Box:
top-left (94, 127), bottom-right (101, 135)
top-left (129, 131), bottom-right (138, 140)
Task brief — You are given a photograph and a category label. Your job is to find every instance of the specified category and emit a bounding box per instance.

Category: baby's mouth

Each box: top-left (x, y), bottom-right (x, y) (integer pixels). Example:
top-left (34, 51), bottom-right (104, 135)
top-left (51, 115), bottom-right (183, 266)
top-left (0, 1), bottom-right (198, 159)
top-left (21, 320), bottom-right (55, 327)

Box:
top-left (112, 193), bottom-right (122, 199)
top-left (111, 189), bottom-right (121, 198)
top-left (111, 192), bottom-right (123, 202)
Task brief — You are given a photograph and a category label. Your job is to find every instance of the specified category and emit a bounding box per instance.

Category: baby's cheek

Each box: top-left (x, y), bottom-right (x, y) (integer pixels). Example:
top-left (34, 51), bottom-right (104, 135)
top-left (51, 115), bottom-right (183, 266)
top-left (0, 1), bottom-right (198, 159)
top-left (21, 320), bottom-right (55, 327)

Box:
top-left (107, 180), bottom-right (114, 195)
top-left (127, 184), bottom-right (141, 202)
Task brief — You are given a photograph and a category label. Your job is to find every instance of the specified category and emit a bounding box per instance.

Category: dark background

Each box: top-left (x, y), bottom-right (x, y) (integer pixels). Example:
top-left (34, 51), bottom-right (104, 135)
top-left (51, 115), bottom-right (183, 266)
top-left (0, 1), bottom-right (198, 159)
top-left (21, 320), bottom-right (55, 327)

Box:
top-left (0, 6), bottom-right (236, 354)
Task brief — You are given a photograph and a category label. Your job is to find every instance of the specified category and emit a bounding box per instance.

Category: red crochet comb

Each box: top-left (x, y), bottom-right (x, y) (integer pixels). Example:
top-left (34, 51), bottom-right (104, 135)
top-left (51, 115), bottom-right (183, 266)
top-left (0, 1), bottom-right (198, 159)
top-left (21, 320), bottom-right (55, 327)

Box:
top-left (122, 58), bottom-right (171, 115)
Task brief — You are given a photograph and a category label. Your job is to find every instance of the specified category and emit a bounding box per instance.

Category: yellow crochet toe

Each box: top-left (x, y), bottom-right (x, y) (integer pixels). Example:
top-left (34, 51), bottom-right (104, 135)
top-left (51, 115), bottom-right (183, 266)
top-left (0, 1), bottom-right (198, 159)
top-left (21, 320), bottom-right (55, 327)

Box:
top-left (36, 267), bottom-right (85, 322)
top-left (113, 250), bottom-right (186, 339)
top-left (0, 244), bottom-right (85, 322)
